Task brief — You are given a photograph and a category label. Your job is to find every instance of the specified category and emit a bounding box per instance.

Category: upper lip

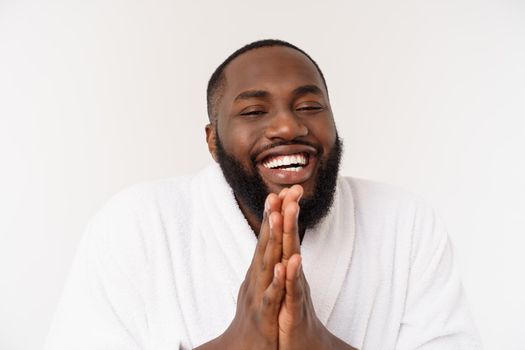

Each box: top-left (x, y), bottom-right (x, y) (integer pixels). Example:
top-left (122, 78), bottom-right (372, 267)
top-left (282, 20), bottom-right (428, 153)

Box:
top-left (254, 144), bottom-right (318, 164)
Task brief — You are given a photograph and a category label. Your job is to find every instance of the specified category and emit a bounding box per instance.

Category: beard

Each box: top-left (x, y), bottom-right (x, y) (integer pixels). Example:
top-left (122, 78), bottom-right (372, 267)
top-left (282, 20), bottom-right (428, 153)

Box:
top-left (215, 133), bottom-right (343, 234)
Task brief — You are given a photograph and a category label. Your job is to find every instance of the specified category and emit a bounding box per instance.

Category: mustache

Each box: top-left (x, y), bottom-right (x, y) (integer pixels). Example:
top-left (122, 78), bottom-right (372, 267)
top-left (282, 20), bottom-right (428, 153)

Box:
top-left (250, 139), bottom-right (323, 164)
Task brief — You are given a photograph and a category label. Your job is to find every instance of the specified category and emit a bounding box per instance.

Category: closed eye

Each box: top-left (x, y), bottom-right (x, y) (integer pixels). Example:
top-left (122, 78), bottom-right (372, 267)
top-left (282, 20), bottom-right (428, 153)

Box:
top-left (296, 106), bottom-right (323, 111)
top-left (240, 110), bottom-right (267, 116)
top-left (296, 103), bottom-right (324, 112)
top-left (239, 104), bottom-right (267, 116)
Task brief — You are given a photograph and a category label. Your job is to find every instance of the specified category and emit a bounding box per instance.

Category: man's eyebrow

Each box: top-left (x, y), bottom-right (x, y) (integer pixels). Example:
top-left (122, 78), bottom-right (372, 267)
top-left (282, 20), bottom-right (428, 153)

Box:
top-left (292, 84), bottom-right (324, 97)
top-left (234, 90), bottom-right (269, 101)
top-left (233, 85), bottom-right (323, 102)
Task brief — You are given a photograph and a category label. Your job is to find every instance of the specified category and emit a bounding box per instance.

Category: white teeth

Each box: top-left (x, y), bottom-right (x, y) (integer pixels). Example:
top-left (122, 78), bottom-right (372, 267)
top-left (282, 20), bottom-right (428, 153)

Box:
top-left (281, 166), bottom-right (302, 172)
top-left (262, 153), bottom-right (307, 169)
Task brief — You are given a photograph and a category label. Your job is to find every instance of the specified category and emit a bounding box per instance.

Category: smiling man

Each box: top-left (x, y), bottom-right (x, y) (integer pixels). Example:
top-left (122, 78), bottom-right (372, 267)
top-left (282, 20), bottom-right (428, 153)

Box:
top-left (45, 40), bottom-right (482, 350)
top-left (207, 41), bottom-right (342, 237)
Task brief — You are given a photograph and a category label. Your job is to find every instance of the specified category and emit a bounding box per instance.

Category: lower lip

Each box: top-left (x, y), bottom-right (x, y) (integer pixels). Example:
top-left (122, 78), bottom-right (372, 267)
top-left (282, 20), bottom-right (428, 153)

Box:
top-left (257, 157), bottom-right (317, 186)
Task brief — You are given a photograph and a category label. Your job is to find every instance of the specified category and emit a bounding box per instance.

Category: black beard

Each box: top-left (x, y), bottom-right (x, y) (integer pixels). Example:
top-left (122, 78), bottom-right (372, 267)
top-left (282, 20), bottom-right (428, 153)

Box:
top-left (215, 133), bottom-right (343, 235)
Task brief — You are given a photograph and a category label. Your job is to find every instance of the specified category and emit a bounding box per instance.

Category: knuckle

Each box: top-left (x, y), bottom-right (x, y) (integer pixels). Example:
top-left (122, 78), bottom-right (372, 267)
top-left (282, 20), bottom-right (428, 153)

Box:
top-left (261, 293), bottom-right (273, 307)
top-left (250, 311), bottom-right (260, 325)
top-left (245, 293), bottom-right (254, 306)
top-left (260, 260), bottom-right (269, 272)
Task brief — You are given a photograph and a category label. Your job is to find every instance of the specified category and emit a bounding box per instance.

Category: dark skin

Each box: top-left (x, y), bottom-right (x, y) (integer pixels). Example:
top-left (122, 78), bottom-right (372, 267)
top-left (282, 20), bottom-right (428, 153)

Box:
top-left (208, 46), bottom-right (337, 235)
top-left (197, 46), bottom-right (357, 350)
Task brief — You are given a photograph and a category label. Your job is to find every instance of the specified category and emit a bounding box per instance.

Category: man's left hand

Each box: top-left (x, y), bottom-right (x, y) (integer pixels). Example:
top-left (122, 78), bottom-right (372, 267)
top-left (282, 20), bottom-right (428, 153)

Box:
top-left (277, 185), bottom-right (358, 350)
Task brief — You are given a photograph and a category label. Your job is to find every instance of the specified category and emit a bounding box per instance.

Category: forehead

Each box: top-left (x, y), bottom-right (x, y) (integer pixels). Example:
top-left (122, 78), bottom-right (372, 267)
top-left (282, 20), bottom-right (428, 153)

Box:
top-left (222, 46), bottom-right (326, 97)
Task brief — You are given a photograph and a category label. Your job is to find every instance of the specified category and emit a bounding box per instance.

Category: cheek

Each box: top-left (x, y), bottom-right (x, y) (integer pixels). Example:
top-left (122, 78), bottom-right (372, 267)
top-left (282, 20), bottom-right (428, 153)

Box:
top-left (234, 136), bottom-right (255, 158)
top-left (308, 118), bottom-right (337, 146)
top-left (219, 126), bottom-right (258, 160)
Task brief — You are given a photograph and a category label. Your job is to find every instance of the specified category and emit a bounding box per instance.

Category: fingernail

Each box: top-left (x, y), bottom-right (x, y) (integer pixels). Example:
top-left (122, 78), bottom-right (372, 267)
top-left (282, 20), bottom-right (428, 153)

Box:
top-left (274, 265), bottom-right (279, 278)
top-left (269, 214), bottom-right (273, 230)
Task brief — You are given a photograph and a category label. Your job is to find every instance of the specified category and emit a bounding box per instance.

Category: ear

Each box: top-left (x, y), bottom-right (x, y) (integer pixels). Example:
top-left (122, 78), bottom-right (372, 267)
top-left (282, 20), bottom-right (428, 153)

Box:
top-left (205, 123), bottom-right (218, 162)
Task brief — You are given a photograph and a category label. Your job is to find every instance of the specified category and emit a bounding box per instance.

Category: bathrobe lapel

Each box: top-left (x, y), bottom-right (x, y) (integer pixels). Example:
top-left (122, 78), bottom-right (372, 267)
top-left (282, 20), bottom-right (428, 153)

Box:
top-left (301, 177), bottom-right (356, 324)
top-left (197, 164), bottom-right (257, 306)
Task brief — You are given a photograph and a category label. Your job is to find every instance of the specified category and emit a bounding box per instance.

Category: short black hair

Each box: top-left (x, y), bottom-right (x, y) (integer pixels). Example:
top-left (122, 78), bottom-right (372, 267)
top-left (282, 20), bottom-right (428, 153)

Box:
top-left (206, 39), bottom-right (328, 122)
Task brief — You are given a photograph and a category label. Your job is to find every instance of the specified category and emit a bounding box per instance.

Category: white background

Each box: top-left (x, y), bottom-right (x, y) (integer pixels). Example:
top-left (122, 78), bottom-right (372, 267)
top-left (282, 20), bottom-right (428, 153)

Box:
top-left (1, 0), bottom-right (524, 349)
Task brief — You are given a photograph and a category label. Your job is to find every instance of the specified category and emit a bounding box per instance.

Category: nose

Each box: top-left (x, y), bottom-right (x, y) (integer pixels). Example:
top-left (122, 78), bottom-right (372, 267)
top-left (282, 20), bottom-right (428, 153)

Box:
top-left (264, 109), bottom-right (308, 141)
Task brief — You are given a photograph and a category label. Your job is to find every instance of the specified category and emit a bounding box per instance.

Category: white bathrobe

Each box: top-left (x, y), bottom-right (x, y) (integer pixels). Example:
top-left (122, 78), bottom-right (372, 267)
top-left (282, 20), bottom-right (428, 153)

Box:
top-left (45, 164), bottom-right (482, 349)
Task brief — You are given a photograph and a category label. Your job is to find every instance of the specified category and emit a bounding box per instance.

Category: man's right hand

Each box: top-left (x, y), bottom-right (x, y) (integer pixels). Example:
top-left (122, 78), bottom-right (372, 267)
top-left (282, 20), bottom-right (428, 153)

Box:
top-left (195, 193), bottom-right (286, 350)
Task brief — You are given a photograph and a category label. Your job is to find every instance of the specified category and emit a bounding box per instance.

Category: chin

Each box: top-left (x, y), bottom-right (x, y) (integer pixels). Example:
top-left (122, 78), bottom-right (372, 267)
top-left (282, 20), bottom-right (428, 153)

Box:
top-left (215, 132), bottom-right (343, 229)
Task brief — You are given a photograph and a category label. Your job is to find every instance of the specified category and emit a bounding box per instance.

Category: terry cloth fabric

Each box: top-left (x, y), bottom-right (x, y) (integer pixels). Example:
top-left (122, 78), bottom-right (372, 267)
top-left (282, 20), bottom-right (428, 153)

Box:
top-left (45, 163), bottom-right (482, 350)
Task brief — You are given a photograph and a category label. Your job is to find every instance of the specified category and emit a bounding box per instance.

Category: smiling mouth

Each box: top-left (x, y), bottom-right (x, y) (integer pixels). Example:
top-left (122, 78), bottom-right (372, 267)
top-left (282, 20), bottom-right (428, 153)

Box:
top-left (261, 152), bottom-right (309, 172)
top-left (255, 147), bottom-right (318, 187)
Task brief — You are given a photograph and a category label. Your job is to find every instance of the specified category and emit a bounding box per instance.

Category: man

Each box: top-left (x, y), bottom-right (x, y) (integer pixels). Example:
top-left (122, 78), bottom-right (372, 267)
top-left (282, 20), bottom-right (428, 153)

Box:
top-left (45, 40), bottom-right (481, 349)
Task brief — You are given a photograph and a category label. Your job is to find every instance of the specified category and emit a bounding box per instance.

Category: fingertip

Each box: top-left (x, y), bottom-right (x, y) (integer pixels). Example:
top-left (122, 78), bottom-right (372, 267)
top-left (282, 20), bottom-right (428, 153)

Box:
top-left (287, 254), bottom-right (302, 279)
top-left (289, 184), bottom-right (303, 198)
top-left (285, 201), bottom-right (300, 218)
top-left (274, 262), bottom-right (281, 279)
top-left (291, 253), bottom-right (302, 266)
top-left (268, 193), bottom-right (283, 214)
top-left (274, 262), bottom-right (285, 286)
top-left (279, 187), bottom-right (289, 198)
top-left (292, 184), bottom-right (303, 194)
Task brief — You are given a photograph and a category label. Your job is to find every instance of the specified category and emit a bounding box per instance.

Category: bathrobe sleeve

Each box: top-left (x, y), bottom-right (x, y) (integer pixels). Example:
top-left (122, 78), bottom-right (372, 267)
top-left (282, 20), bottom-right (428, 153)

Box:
top-left (395, 206), bottom-right (482, 350)
top-left (45, 195), bottom-right (150, 350)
